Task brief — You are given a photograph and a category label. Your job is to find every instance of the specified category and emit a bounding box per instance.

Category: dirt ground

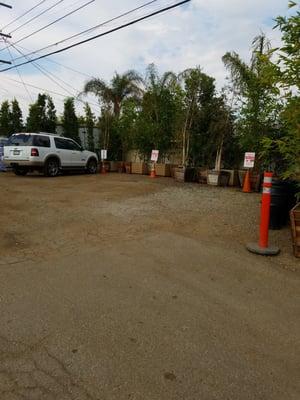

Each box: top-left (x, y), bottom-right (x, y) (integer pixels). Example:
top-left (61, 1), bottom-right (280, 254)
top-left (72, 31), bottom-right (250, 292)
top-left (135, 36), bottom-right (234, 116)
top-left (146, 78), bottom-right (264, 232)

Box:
top-left (0, 171), bottom-right (299, 400)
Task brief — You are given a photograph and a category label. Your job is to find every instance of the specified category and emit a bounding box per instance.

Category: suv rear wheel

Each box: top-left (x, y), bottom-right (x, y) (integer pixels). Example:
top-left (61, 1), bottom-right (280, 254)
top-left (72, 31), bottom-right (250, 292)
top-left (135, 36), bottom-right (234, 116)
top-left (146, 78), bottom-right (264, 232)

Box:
top-left (86, 158), bottom-right (98, 174)
top-left (44, 158), bottom-right (59, 177)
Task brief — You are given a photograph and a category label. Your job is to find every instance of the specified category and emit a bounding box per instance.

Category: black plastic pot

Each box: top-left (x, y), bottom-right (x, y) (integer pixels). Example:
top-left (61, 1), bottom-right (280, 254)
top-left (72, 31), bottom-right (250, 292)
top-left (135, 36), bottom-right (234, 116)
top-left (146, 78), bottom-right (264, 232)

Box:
top-left (269, 180), bottom-right (298, 230)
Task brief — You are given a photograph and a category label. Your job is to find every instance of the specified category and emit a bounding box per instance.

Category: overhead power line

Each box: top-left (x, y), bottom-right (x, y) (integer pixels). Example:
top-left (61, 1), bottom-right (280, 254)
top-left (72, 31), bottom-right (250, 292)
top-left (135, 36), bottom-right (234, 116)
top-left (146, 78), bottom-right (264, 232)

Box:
top-left (1, 0), bottom-right (48, 30)
top-left (2, 38), bottom-right (33, 101)
top-left (1, 73), bottom-right (76, 98)
top-left (0, 59), bottom-right (11, 64)
top-left (15, 43), bottom-right (94, 78)
top-left (0, 0), bottom-right (191, 73)
top-left (9, 0), bottom-right (66, 34)
top-left (10, 0), bottom-right (159, 62)
top-left (9, 41), bottom-right (100, 110)
top-left (1, 74), bottom-right (100, 115)
top-left (0, 2), bottom-right (12, 9)
top-left (0, 32), bottom-right (11, 38)
top-left (5, 0), bottom-right (95, 48)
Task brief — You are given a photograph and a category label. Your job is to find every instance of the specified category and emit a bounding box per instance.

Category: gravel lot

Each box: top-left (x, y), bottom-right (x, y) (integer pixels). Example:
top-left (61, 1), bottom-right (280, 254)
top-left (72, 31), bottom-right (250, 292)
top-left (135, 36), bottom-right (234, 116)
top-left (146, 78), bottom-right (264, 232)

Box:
top-left (0, 172), bottom-right (299, 400)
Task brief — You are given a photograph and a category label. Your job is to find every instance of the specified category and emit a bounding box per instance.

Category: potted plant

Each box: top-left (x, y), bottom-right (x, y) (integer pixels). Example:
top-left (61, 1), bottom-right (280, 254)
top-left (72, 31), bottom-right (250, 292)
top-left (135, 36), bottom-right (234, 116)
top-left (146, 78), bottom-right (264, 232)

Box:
top-left (155, 163), bottom-right (171, 177)
top-left (125, 162), bottom-right (132, 174)
top-left (131, 161), bottom-right (148, 174)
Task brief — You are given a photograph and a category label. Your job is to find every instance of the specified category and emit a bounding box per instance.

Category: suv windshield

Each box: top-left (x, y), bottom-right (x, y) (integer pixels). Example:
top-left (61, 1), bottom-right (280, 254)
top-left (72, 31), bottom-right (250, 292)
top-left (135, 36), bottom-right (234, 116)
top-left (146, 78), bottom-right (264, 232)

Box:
top-left (7, 134), bottom-right (33, 146)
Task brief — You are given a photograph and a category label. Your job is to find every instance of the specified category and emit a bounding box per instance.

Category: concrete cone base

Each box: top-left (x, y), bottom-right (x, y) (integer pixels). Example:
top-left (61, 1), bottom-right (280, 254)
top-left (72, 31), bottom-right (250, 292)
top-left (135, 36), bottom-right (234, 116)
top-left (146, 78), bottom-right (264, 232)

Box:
top-left (246, 242), bottom-right (280, 256)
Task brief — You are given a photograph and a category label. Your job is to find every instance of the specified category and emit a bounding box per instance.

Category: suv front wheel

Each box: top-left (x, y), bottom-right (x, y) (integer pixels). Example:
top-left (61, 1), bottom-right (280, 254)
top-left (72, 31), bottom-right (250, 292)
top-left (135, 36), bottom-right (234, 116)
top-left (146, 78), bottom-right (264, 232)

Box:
top-left (86, 158), bottom-right (98, 174)
top-left (44, 158), bottom-right (59, 177)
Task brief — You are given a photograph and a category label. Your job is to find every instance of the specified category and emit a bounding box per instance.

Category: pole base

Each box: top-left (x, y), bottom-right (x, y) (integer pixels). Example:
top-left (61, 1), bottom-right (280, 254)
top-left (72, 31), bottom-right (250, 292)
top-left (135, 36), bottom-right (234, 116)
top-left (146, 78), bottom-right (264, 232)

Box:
top-left (246, 242), bottom-right (280, 256)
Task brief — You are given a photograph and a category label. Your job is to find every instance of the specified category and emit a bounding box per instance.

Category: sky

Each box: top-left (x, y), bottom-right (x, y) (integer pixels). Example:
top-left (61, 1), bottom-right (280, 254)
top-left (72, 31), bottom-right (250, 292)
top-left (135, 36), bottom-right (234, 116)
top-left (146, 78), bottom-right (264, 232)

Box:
top-left (0, 0), bottom-right (291, 118)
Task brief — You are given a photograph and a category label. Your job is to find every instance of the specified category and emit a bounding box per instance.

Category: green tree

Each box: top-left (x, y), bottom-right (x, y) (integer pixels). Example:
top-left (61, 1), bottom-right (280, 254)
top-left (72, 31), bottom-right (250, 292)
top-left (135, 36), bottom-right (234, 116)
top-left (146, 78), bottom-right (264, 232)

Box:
top-left (117, 98), bottom-right (138, 160)
top-left (134, 64), bottom-right (180, 160)
top-left (179, 67), bottom-right (215, 166)
top-left (45, 95), bottom-right (57, 133)
top-left (83, 70), bottom-right (143, 117)
top-left (265, 1), bottom-right (300, 181)
top-left (0, 100), bottom-right (11, 137)
top-left (26, 93), bottom-right (56, 133)
top-left (26, 93), bottom-right (47, 132)
top-left (62, 97), bottom-right (80, 144)
top-left (222, 34), bottom-right (282, 155)
top-left (97, 103), bottom-right (117, 158)
top-left (10, 98), bottom-right (23, 133)
top-left (84, 103), bottom-right (95, 151)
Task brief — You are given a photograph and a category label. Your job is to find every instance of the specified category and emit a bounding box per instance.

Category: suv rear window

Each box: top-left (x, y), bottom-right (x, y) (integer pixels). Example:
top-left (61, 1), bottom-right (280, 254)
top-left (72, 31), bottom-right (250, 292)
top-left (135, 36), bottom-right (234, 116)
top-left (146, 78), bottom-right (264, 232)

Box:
top-left (7, 134), bottom-right (51, 147)
top-left (7, 134), bottom-right (33, 146)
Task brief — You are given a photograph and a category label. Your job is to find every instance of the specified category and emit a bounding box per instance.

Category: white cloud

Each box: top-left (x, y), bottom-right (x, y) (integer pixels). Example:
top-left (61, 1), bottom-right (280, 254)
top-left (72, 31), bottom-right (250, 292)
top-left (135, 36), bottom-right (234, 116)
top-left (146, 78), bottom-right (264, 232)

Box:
top-left (0, 0), bottom-right (290, 118)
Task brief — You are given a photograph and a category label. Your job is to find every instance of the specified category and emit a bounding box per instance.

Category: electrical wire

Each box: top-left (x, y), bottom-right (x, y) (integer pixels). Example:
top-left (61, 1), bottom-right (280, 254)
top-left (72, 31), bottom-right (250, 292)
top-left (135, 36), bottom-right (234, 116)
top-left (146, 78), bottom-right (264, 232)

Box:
top-left (1, 74), bottom-right (100, 115)
top-left (9, 0), bottom-right (66, 34)
top-left (9, 42), bottom-right (100, 111)
top-left (1, 38), bottom-right (33, 102)
top-left (2, 40), bottom-right (100, 114)
top-left (6, 0), bottom-right (95, 49)
top-left (10, 0), bottom-right (160, 63)
top-left (15, 43), bottom-right (95, 78)
top-left (0, 0), bottom-right (191, 73)
top-left (1, 0), bottom-right (49, 30)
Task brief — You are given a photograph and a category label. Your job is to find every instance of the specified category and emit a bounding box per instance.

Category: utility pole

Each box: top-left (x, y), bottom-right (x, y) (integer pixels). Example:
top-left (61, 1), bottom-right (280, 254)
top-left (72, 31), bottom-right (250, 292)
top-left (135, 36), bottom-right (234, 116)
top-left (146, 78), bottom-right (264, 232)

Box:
top-left (0, 2), bottom-right (12, 64)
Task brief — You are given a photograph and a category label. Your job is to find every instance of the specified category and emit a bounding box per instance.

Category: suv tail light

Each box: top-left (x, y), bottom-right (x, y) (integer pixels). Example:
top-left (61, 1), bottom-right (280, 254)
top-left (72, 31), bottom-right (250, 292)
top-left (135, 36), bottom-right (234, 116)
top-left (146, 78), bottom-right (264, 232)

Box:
top-left (31, 148), bottom-right (39, 157)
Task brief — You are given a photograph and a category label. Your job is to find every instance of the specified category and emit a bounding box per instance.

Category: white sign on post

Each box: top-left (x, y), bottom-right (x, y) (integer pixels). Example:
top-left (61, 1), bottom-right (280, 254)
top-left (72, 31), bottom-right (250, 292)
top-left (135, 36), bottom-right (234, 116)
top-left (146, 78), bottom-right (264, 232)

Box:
top-left (244, 152), bottom-right (255, 168)
top-left (151, 149), bottom-right (159, 162)
top-left (101, 149), bottom-right (107, 160)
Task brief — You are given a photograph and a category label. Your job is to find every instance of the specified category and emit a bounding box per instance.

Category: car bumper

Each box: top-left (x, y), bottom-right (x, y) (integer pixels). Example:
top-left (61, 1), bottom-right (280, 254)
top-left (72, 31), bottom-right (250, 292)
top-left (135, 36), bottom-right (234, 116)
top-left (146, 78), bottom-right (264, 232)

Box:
top-left (4, 160), bottom-right (44, 167)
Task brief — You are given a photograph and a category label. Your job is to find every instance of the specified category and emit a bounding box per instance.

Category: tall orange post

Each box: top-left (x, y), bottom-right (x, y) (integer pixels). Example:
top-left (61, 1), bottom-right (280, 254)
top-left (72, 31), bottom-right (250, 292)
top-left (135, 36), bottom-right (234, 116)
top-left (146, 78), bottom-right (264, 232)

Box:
top-left (246, 172), bottom-right (280, 255)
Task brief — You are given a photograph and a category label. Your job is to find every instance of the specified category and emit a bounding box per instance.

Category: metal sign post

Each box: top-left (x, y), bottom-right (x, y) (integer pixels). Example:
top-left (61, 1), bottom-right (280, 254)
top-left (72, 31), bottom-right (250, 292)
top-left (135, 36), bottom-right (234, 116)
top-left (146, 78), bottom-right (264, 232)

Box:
top-left (100, 149), bottom-right (107, 174)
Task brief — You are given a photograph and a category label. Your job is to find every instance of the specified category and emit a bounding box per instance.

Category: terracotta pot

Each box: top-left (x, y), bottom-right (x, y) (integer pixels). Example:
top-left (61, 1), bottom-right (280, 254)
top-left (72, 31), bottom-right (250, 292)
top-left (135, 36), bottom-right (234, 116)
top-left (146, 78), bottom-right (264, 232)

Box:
top-left (197, 168), bottom-right (208, 184)
top-left (125, 162), bottom-right (132, 174)
top-left (109, 161), bottom-right (118, 172)
top-left (174, 167), bottom-right (185, 182)
top-left (117, 161), bottom-right (125, 173)
top-left (155, 163), bottom-right (171, 177)
top-left (131, 162), bottom-right (148, 175)
top-left (170, 164), bottom-right (178, 178)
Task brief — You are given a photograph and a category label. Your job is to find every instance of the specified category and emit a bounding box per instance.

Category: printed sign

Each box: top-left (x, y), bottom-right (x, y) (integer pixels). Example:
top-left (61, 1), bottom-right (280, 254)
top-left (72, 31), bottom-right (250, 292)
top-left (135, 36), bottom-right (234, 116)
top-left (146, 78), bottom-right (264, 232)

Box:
top-left (101, 149), bottom-right (107, 160)
top-left (151, 149), bottom-right (159, 162)
top-left (244, 152), bottom-right (255, 168)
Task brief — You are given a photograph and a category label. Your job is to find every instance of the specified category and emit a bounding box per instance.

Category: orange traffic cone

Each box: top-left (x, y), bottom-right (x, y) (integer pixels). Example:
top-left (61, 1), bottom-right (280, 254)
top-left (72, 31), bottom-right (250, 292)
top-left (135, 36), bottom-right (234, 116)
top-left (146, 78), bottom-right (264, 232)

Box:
top-left (101, 162), bottom-right (106, 174)
top-left (243, 170), bottom-right (252, 193)
top-left (150, 164), bottom-right (156, 178)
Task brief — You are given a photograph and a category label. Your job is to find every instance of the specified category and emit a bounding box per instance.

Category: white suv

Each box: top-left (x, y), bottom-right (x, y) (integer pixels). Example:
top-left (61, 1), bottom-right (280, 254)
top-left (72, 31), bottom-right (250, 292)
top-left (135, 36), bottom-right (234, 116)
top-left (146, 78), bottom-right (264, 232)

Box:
top-left (4, 132), bottom-right (98, 177)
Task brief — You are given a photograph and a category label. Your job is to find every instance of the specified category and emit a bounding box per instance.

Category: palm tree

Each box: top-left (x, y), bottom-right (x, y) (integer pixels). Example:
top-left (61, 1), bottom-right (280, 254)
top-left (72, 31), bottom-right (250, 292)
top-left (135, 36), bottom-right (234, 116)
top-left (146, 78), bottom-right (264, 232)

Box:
top-left (83, 70), bottom-right (143, 118)
top-left (143, 63), bottom-right (178, 124)
top-left (222, 34), bottom-right (275, 151)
